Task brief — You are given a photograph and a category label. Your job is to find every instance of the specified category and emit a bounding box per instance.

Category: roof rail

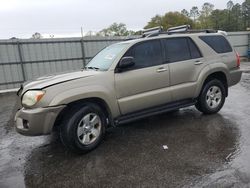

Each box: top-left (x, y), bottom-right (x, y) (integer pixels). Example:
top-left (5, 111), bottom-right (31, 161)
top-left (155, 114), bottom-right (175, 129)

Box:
top-left (140, 25), bottom-right (219, 38)
top-left (167, 25), bottom-right (190, 33)
top-left (142, 26), bottom-right (163, 38)
top-left (167, 29), bottom-right (217, 35)
top-left (217, 30), bottom-right (228, 36)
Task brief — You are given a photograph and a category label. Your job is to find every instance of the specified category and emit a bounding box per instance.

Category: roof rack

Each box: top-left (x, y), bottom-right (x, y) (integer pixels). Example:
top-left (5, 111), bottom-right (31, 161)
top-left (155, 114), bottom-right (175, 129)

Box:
top-left (142, 26), bottom-right (163, 38)
top-left (167, 25), bottom-right (191, 33)
top-left (141, 25), bottom-right (218, 38)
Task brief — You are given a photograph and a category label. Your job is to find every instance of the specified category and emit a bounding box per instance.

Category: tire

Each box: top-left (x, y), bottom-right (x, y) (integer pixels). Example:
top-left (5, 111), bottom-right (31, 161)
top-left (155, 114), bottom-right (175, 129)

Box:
top-left (60, 103), bottom-right (106, 154)
top-left (195, 79), bottom-right (226, 114)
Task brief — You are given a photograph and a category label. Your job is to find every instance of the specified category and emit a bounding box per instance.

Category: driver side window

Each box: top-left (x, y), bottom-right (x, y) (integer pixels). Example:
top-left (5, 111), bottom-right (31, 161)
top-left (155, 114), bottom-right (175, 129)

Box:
top-left (124, 40), bottom-right (162, 69)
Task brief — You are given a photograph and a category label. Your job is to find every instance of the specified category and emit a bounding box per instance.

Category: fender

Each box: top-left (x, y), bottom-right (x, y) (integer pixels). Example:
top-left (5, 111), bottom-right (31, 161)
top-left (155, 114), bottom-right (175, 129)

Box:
top-left (49, 85), bottom-right (121, 118)
top-left (194, 62), bottom-right (229, 98)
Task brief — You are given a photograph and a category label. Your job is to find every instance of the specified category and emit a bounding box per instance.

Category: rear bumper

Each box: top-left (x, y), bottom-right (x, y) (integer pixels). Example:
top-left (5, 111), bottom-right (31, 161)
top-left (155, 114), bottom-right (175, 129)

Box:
top-left (15, 105), bottom-right (66, 136)
top-left (228, 68), bottom-right (242, 87)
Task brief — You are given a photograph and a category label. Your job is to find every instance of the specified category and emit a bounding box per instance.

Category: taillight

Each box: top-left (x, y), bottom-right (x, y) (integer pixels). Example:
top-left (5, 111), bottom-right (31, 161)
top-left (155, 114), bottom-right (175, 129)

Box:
top-left (236, 52), bottom-right (240, 68)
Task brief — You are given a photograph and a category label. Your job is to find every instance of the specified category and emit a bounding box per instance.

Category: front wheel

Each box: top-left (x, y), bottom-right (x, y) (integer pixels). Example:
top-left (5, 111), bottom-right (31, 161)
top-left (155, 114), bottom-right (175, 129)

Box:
top-left (195, 79), bottom-right (226, 114)
top-left (60, 103), bottom-right (106, 154)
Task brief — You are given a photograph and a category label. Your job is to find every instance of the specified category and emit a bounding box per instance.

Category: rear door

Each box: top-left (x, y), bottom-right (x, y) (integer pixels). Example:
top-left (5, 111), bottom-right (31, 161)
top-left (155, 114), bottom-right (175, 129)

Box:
top-left (163, 37), bottom-right (205, 101)
top-left (115, 39), bottom-right (171, 115)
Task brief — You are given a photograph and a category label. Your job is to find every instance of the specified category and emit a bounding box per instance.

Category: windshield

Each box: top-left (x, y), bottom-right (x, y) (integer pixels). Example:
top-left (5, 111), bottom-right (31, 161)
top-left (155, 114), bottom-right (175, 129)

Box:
top-left (86, 43), bottom-right (129, 71)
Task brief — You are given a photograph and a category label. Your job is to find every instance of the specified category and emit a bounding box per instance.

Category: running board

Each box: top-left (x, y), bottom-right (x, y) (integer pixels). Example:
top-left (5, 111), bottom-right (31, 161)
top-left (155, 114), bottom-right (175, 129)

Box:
top-left (115, 99), bottom-right (196, 125)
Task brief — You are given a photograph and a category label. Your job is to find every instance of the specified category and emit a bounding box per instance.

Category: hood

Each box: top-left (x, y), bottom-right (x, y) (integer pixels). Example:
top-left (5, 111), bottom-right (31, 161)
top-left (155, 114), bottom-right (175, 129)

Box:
top-left (22, 70), bottom-right (99, 93)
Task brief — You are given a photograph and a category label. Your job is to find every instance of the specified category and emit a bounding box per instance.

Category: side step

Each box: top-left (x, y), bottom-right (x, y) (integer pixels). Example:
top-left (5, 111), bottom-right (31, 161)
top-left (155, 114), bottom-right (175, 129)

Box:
top-left (115, 99), bottom-right (196, 125)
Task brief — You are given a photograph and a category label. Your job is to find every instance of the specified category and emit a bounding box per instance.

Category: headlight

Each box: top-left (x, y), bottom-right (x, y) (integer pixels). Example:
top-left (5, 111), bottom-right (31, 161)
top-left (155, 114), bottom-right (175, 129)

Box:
top-left (22, 90), bottom-right (46, 107)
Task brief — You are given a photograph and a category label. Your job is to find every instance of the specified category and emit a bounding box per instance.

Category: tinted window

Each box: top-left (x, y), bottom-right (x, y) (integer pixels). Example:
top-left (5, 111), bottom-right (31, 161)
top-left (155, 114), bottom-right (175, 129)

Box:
top-left (124, 40), bottom-right (162, 69)
top-left (187, 38), bottom-right (202, 59)
top-left (163, 38), bottom-right (191, 62)
top-left (199, 35), bottom-right (232, 54)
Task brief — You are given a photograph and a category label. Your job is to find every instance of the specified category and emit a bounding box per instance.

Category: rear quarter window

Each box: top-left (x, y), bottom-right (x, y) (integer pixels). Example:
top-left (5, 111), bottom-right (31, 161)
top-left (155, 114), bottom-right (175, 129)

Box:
top-left (199, 35), bottom-right (233, 54)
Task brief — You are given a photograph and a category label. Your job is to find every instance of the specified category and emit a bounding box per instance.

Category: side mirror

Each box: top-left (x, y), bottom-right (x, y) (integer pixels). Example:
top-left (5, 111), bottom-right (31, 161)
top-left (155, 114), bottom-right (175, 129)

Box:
top-left (117, 57), bottom-right (135, 72)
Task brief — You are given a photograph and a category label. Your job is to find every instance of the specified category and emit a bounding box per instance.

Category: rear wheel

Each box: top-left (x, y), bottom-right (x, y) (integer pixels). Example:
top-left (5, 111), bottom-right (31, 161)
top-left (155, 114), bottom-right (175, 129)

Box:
top-left (60, 103), bottom-right (106, 154)
top-left (195, 79), bottom-right (226, 114)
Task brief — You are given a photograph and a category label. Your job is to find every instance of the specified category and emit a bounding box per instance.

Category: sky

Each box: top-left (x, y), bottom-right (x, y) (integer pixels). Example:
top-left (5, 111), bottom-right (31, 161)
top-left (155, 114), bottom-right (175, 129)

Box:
top-left (0, 0), bottom-right (245, 39)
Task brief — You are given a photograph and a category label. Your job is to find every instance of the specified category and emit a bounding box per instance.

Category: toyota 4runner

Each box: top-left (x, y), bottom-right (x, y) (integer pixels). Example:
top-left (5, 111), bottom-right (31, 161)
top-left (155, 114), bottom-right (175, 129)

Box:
top-left (15, 26), bottom-right (242, 153)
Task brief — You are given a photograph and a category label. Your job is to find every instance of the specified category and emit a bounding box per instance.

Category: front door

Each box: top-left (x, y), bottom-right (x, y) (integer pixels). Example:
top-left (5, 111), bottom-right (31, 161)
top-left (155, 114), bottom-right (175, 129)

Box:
top-left (115, 39), bottom-right (171, 115)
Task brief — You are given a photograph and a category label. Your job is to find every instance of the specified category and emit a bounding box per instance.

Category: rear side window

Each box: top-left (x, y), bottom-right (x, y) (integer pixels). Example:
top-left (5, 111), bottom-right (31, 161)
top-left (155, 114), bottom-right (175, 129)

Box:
top-left (163, 38), bottom-right (190, 62)
top-left (199, 35), bottom-right (232, 54)
top-left (124, 40), bottom-right (162, 69)
top-left (163, 37), bottom-right (202, 63)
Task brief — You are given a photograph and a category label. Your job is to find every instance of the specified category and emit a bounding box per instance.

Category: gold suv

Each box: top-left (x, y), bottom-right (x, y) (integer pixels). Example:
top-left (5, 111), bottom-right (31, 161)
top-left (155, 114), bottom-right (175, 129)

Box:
top-left (15, 26), bottom-right (242, 153)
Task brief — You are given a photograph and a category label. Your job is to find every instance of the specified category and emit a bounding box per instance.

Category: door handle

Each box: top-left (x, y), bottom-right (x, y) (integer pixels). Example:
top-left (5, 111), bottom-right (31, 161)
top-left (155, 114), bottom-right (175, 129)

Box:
top-left (156, 67), bottom-right (167, 73)
top-left (194, 61), bottom-right (203, 65)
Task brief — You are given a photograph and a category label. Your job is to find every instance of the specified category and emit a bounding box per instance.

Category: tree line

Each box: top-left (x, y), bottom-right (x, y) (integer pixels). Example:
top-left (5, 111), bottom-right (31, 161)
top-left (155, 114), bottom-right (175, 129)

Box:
top-left (145, 0), bottom-right (250, 31)
top-left (30, 0), bottom-right (250, 38)
top-left (99, 0), bottom-right (250, 37)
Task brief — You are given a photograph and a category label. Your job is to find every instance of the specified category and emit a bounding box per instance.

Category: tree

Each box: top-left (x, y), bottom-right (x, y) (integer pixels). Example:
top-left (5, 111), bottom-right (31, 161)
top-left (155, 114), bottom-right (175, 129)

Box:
top-left (98, 23), bottom-right (131, 36)
top-left (202, 3), bottom-right (214, 17)
top-left (210, 9), bottom-right (228, 30)
top-left (227, 0), bottom-right (234, 10)
top-left (144, 15), bottom-right (163, 29)
top-left (181, 9), bottom-right (190, 17)
top-left (242, 0), bottom-right (250, 29)
top-left (199, 2), bottom-right (214, 28)
top-left (226, 0), bottom-right (234, 31)
top-left (144, 12), bottom-right (194, 30)
top-left (231, 3), bottom-right (243, 31)
top-left (190, 6), bottom-right (200, 23)
top-left (32, 32), bottom-right (42, 39)
top-left (143, 0), bottom-right (250, 32)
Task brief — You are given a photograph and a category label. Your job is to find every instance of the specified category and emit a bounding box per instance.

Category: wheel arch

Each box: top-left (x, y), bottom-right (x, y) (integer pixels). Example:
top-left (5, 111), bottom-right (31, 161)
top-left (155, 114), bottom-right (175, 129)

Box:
top-left (195, 69), bottom-right (229, 98)
top-left (53, 97), bottom-right (115, 131)
top-left (204, 71), bottom-right (228, 95)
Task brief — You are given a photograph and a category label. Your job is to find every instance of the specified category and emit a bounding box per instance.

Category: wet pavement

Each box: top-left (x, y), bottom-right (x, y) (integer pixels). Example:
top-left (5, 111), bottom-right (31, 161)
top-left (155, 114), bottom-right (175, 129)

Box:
top-left (1, 64), bottom-right (250, 188)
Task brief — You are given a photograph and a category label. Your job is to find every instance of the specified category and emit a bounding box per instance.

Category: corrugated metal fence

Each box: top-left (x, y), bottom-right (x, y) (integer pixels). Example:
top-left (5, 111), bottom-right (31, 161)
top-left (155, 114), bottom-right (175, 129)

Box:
top-left (0, 37), bottom-right (126, 90)
top-left (227, 32), bottom-right (250, 57)
top-left (0, 32), bottom-right (249, 90)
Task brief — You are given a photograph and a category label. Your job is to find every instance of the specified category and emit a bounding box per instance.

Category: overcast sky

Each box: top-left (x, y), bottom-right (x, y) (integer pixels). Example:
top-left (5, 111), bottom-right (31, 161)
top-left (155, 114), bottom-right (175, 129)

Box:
top-left (0, 0), bottom-right (245, 39)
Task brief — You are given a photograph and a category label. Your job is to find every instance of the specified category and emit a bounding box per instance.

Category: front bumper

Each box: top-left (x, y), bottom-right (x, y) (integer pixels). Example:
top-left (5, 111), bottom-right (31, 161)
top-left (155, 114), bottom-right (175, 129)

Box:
top-left (15, 105), bottom-right (66, 136)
